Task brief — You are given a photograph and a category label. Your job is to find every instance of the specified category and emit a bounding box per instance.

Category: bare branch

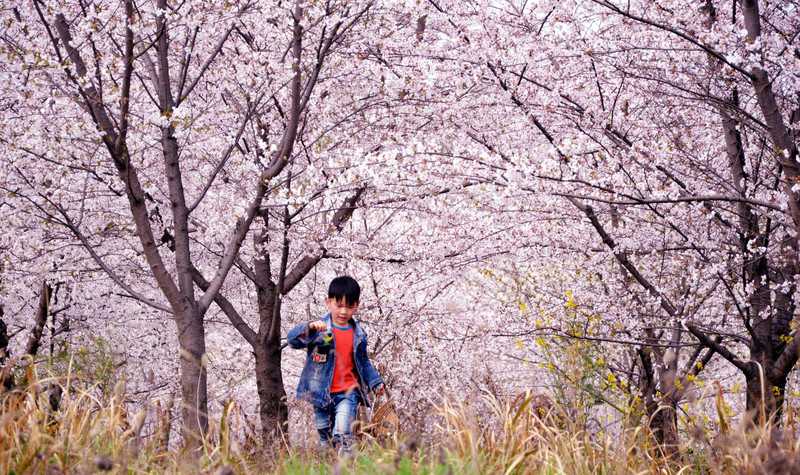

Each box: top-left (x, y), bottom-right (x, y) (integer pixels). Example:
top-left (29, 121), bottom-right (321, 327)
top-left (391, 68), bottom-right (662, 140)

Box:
top-left (684, 324), bottom-right (752, 375)
top-left (262, 0), bottom-right (305, 180)
top-left (555, 192), bottom-right (783, 211)
top-left (568, 196), bottom-right (754, 374)
top-left (568, 197), bottom-right (679, 317)
top-left (187, 100), bottom-right (259, 214)
top-left (198, 179), bottom-right (269, 313)
top-left (591, 0), bottom-right (754, 79)
top-left (115, 0), bottom-right (135, 156)
top-left (283, 187), bottom-right (366, 294)
top-left (775, 330), bottom-right (800, 379)
top-left (51, 203), bottom-right (173, 314)
top-left (191, 266), bottom-right (257, 346)
top-left (40, 10), bottom-right (182, 307)
top-left (177, 22), bottom-right (238, 105)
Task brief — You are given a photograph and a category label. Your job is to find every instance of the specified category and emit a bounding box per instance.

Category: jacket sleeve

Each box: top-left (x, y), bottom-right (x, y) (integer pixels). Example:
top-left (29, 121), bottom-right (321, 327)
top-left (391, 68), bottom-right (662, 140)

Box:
top-left (356, 335), bottom-right (384, 389)
top-left (286, 322), bottom-right (317, 349)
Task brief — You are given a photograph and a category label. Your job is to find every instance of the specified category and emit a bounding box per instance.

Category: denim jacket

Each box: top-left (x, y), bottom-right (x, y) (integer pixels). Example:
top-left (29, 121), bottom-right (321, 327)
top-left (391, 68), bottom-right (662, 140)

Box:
top-left (287, 313), bottom-right (384, 408)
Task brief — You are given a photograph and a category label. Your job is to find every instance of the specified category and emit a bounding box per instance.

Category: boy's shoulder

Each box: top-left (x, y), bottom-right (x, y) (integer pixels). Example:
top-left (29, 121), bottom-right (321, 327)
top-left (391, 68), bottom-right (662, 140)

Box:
top-left (351, 318), bottom-right (374, 335)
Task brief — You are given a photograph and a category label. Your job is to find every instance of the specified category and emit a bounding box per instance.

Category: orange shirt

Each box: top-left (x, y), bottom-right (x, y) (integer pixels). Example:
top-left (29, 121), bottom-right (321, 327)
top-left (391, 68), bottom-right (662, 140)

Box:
top-left (330, 323), bottom-right (359, 393)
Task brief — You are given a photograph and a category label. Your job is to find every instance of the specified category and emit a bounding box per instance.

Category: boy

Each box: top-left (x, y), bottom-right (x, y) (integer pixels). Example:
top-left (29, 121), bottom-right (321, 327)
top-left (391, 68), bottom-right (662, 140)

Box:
top-left (287, 276), bottom-right (385, 454)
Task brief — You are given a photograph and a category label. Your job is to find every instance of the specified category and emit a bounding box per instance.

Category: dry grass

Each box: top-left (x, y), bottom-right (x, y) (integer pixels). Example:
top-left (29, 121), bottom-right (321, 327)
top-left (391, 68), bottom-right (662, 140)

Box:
top-left (425, 388), bottom-right (800, 475)
top-left (3, 360), bottom-right (800, 474)
top-left (0, 359), bottom-right (260, 474)
top-left (428, 389), bottom-right (649, 474)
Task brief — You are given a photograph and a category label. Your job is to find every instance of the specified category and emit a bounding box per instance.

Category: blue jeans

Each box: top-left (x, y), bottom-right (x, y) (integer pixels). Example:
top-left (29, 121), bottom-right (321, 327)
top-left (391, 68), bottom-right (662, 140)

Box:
top-left (313, 390), bottom-right (360, 453)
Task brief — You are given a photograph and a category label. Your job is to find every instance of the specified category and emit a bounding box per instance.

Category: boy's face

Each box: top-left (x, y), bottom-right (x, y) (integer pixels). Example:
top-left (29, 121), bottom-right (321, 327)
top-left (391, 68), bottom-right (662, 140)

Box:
top-left (325, 297), bottom-right (359, 327)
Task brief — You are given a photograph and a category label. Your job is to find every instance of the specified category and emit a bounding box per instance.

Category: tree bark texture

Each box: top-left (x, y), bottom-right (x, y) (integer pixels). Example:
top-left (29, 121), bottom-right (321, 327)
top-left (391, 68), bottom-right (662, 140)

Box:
top-left (648, 403), bottom-right (679, 454)
top-left (25, 281), bottom-right (52, 357)
top-left (638, 346), bottom-right (680, 456)
top-left (176, 302), bottom-right (209, 443)
top-left (254, 332), bottom-right (288, 447)
top-left (0, 306), bottom-right (8, 366)
top-left (0, 306), bottom-right (11, 389)
top-left (745, 368), bottom-right (786, 424)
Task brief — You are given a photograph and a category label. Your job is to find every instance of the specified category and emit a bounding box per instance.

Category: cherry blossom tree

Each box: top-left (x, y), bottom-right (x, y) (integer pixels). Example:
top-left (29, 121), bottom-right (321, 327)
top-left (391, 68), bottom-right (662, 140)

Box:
top-left (413, 0), bottom-right (800, 430)
top-left (0, 0), bottom-right (385, 447)
top-left (587, 0), bottom-right (800, 424)
top-left (4, 0), bottom-right (799, 456)
top-left (336, 0), bottom-right (799, 447)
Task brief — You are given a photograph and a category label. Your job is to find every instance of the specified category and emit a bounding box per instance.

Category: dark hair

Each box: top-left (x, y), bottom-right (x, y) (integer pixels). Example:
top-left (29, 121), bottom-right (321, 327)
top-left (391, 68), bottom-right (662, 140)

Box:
top-left (328, 276), bottom-right (360, 305)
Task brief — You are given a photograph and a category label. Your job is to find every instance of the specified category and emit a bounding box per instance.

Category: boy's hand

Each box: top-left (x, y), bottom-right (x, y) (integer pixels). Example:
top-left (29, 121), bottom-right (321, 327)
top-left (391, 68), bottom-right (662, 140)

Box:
top-left (308, 320), bottom-right (327, 332)
top-left (373, 383), bottom-right (385, 396)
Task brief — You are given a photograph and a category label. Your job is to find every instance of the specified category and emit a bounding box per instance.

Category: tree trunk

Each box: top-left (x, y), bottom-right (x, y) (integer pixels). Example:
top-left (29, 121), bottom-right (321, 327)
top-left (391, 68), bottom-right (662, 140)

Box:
top-left (175, 302), bottom-right (209, 447)
top-left (648, 401), bottom-right (679, 456)
top-left (253, 267), bottom-right (289, 446)
top-left (26, 281), bottom-right (52, 357)
top-left (254, 334), bottom-right (288, 447)
top-left (745, 367), bottom-right (785, 424)
top-left (0, 306), bottom-right (8, 366)
top-left (0, 306), bottom-right (12, 390)
top-left (638, 346), bottom-right (680, 457)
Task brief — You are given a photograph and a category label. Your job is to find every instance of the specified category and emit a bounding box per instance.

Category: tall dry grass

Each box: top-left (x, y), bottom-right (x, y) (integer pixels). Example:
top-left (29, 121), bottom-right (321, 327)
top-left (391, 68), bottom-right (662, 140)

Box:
top-left (427, 389), bottom-right (651, 474)
top-left (0, 357), bottom-right (265, 474)
top-left (425, 388), bottom-right (800, 475)
top-left (3, 358), bottom-right (800, 474)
